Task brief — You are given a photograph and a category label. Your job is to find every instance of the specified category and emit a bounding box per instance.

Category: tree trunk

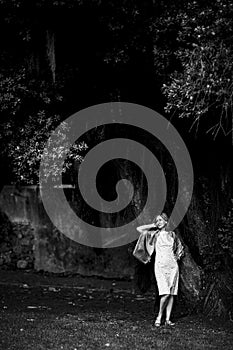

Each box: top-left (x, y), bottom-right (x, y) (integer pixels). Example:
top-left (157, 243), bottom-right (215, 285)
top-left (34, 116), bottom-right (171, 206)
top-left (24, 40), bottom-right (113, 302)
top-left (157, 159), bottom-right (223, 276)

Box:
top-left (182, 175), bottom-right (233, 319)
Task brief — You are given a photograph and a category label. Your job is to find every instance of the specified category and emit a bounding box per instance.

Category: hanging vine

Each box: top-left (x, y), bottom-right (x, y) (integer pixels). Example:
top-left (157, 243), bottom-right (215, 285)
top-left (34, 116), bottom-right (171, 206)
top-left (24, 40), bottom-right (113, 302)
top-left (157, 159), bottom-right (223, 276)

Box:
top-left (46, 29), bottom-right (56, 83)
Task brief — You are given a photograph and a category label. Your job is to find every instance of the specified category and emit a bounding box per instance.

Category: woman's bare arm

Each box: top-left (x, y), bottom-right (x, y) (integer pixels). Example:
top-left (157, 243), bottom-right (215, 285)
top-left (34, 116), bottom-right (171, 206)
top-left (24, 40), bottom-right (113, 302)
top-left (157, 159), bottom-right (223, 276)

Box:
top-left (136, 223), bottom-right (156, 233)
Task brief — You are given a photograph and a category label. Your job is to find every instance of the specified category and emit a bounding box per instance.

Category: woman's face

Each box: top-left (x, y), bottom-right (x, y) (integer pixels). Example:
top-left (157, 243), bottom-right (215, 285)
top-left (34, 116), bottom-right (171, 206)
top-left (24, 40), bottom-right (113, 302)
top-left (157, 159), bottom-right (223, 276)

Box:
top-left (155, 216), bottom-right (167, 229)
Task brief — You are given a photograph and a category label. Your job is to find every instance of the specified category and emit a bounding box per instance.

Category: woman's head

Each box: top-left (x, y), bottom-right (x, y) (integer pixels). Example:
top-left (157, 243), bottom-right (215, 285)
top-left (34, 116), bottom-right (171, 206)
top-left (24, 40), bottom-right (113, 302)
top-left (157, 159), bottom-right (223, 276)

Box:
top-left (153, 213), bottom-right (168, 229)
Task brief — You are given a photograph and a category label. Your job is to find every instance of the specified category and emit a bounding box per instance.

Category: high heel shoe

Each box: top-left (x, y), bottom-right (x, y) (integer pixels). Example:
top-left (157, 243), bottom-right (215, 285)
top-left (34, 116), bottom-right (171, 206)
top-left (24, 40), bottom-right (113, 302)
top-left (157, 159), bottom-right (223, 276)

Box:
top-left (165, 320), bottom-right (175, 326)
top-left (153, 317), bottom-right (161, 327)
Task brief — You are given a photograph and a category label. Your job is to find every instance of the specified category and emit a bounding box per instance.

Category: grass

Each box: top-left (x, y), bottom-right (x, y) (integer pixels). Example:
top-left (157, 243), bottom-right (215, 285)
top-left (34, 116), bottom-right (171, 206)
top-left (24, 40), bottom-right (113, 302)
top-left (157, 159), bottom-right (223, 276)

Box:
top-left (0, 282), bottom-right (233, 349)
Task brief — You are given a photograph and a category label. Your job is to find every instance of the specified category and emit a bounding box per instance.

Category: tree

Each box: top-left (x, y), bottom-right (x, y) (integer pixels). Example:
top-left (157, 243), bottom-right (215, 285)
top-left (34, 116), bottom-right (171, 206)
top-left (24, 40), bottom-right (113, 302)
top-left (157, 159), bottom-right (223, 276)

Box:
top-left (150, 0), bottom-right (233, 318)
top-left (159, 0), bottom-right (233, 139)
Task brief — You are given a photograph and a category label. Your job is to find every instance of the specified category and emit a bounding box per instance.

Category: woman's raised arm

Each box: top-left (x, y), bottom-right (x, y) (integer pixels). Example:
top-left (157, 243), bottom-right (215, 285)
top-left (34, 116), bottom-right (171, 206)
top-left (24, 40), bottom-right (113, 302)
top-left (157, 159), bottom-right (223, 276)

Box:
top-left (136, 223), bottom-right (156, 234)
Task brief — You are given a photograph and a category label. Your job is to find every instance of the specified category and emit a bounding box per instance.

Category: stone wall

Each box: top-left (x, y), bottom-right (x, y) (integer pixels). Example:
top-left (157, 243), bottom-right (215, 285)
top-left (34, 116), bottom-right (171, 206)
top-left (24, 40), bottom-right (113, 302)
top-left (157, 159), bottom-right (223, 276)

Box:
top-left (0, 186), bottom-right (136, 279)
top-left (0, 219), bottom-right (34, 270)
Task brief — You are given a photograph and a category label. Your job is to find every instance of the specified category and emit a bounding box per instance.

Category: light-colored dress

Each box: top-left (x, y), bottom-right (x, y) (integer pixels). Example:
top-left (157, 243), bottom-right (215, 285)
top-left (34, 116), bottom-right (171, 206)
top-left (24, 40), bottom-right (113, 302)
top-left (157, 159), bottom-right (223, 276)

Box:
top-left (154, 230), bottom-right (181, 295)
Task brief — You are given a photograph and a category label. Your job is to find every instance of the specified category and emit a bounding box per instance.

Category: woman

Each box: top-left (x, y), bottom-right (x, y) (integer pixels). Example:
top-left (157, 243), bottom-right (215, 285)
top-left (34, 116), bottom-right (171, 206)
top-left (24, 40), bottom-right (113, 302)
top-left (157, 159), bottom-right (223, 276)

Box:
top-left (136, 213), bottom-right (184, 327)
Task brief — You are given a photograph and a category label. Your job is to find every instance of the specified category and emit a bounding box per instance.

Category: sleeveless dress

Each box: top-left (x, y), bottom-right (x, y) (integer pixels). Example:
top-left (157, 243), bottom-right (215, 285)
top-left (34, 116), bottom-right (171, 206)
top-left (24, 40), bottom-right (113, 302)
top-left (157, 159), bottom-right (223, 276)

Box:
top-left (154, 230), bottom-right (179, 295)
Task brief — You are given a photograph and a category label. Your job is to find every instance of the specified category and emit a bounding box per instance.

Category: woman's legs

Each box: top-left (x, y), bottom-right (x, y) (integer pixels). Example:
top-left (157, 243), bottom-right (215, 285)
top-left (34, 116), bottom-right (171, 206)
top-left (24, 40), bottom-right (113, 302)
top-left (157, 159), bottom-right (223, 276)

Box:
top-left (155, 294), bottom-right (169, 323)
top-left (165, 295), bottom-right (174, 321)
top-left (155, 295), bottom-right (175, 325)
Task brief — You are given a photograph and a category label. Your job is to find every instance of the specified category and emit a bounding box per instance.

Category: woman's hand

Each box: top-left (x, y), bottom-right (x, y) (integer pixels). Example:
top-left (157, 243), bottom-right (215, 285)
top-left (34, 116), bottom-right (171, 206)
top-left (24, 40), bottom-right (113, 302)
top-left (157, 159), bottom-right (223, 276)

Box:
top-left (148, 222), bottom-right (157, 231)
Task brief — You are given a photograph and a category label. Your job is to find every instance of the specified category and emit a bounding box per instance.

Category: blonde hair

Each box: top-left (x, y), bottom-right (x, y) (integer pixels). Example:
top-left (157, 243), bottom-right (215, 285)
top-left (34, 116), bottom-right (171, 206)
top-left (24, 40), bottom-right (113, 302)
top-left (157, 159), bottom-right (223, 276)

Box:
top-left (153, 212), bottom-right (168, 226)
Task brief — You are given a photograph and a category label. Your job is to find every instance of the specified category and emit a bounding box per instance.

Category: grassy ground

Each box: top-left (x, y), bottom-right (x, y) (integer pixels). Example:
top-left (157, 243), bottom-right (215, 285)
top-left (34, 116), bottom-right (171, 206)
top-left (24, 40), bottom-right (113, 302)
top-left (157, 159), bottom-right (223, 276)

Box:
top-left (0, 271), bottom-right (233, 350)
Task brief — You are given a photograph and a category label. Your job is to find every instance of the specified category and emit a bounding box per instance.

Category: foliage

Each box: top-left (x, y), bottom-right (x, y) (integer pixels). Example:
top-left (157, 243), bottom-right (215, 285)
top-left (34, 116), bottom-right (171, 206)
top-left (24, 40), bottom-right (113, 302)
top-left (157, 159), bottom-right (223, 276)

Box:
top-left (163, 43), bottom-right (233, 137)
top-left (0, 0), bottom-right (233, 186)
top-left (0, 0), bottom-right (84, 8)
top-left (217, 199), bottom-right (233, 259)
top-left (3, 111), bottom-right (87, 184)
top-left (160, 0), bottom-right (233, 138)
top-left (0, 68), bottom-right (87, 184)
top-left (0, 67), bottom-right (63, 115)
top-left (0, 69), bottom-right (28, 115)
top-left (38, 116), bottom-right (88, 184)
